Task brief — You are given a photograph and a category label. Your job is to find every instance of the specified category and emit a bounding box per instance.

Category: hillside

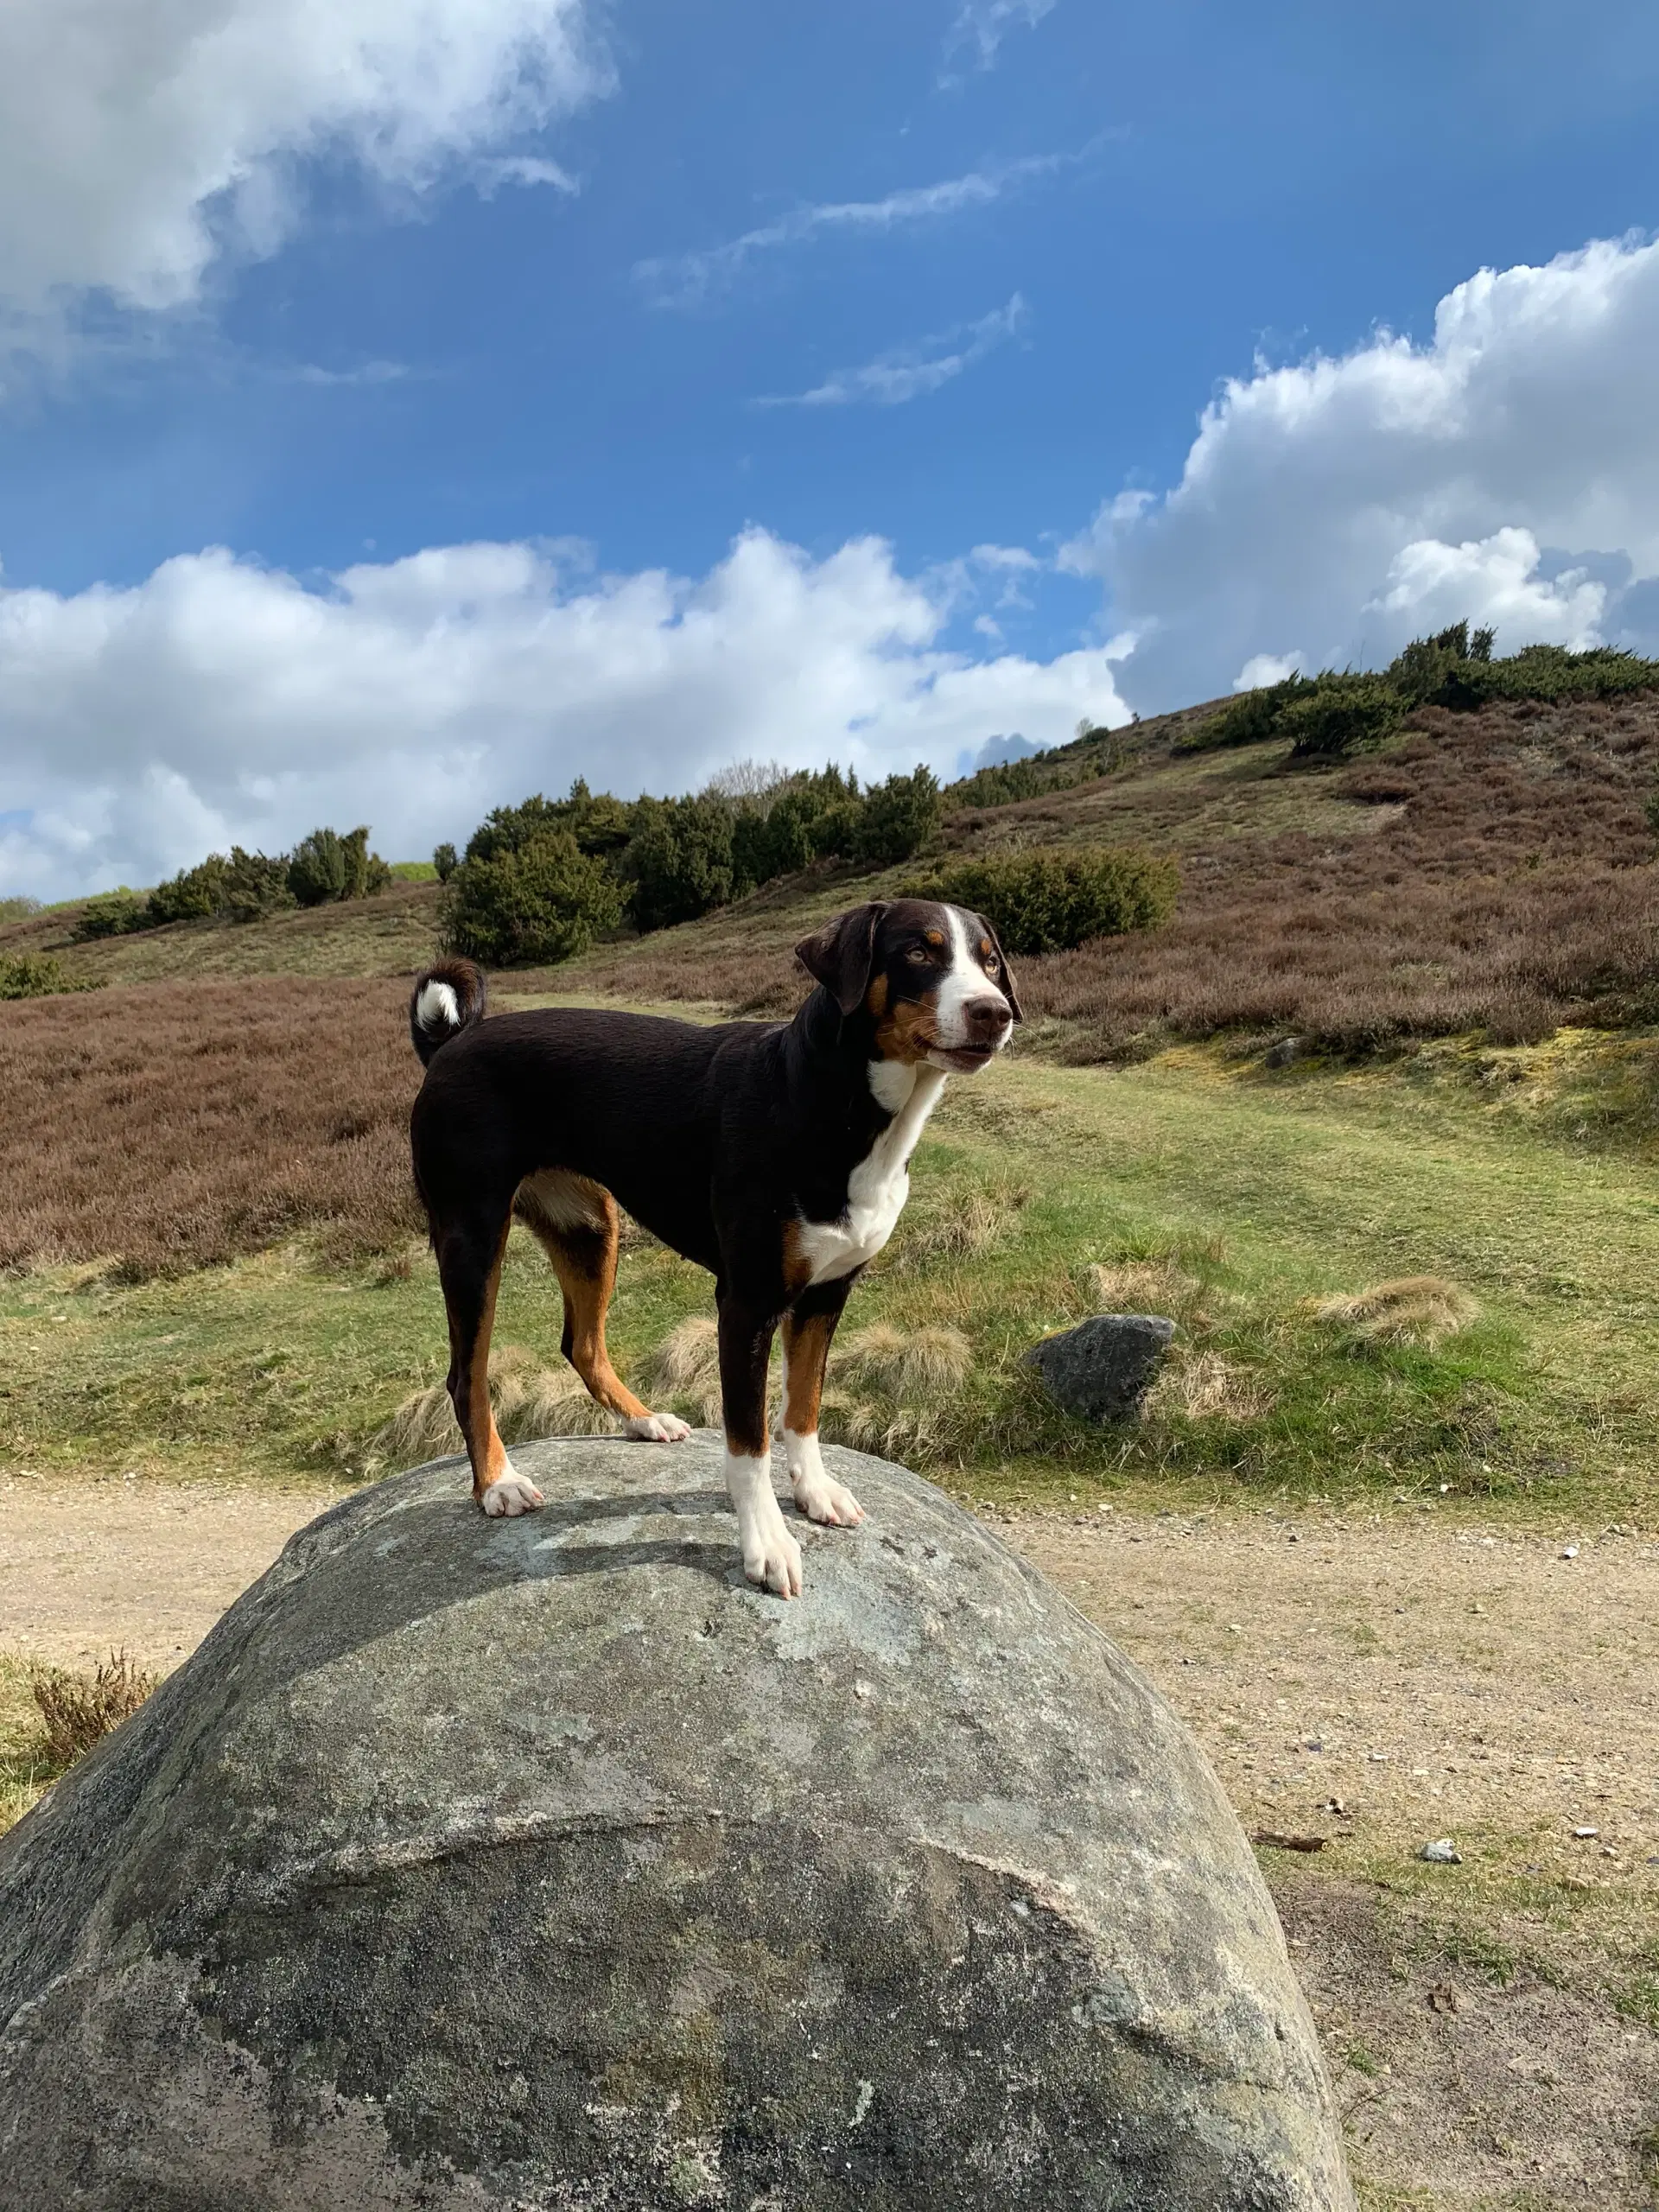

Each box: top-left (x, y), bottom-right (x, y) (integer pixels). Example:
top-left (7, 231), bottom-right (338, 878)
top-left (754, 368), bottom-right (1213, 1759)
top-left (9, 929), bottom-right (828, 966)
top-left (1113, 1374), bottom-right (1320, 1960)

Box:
top-left (554, 690), bottom-right (1659, 1060)
top-left (9, 682), bottom-right (1657, 1071)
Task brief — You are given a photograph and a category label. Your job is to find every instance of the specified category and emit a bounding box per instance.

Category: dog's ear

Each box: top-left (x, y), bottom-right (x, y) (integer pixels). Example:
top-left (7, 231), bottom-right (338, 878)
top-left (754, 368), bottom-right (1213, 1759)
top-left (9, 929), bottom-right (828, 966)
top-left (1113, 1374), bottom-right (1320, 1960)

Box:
top-left (982, 916), bottom-right (1024, 1022)
top-left (796, 902), bottom-right (888, 1016)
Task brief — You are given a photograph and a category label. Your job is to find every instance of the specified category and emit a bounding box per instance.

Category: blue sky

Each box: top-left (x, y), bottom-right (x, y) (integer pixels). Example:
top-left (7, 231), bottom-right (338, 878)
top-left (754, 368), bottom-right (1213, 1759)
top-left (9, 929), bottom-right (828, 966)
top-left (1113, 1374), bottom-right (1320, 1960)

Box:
top-left (3, 0), bottom-right (1659, 892)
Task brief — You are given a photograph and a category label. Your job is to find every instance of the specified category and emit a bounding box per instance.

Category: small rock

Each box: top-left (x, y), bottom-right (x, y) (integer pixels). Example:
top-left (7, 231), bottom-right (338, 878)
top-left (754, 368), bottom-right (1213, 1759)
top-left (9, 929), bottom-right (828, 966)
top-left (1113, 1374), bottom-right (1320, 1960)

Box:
top-left (1427, 1982), bottom-right (1459, 2015)
top-left (1560, 1545), bottom-right (1579, 1560)
top-left (1024, 1314), bottom-right (1175, 1424)
top-left (1572, 1825), bottom-right (1599, 1840)
top-left (1419, 1839), bottom-right (1462, 1864)
top-left (1263, 1037), bottom-right (1305, 1069)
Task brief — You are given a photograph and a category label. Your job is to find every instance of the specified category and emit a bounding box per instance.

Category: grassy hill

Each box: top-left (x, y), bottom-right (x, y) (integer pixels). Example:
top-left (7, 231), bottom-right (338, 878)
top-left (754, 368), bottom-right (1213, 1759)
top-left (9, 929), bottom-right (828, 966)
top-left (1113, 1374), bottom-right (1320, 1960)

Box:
top-left (12, 681), bottom-right (1657, 1062)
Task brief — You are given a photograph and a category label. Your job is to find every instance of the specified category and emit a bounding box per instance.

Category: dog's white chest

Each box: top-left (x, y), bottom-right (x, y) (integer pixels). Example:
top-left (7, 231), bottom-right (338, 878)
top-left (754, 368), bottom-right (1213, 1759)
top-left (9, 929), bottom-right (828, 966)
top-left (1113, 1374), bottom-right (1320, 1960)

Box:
top-left (796, 1065), bottom-right (945, 1286)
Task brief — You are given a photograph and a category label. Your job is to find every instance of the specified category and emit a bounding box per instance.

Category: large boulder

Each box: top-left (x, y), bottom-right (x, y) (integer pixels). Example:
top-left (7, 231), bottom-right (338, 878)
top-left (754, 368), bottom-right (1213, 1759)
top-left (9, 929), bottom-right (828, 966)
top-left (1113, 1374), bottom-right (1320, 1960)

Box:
top-left (0, 1433), bottom-right (1352, 2210)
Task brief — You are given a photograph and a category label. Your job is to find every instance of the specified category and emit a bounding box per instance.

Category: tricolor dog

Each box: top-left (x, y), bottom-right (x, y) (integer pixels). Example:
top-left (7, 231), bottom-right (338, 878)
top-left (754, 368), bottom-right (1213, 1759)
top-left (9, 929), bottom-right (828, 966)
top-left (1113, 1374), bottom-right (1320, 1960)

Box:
top-left (407, 899), bottom-right (1020, 1596)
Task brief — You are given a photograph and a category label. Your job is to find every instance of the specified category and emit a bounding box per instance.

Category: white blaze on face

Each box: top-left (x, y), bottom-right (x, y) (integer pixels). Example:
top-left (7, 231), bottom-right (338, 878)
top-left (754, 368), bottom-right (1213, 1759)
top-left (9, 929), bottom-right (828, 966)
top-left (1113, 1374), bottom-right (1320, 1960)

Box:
top-left (932, 904), bottom-right (1011, 1052)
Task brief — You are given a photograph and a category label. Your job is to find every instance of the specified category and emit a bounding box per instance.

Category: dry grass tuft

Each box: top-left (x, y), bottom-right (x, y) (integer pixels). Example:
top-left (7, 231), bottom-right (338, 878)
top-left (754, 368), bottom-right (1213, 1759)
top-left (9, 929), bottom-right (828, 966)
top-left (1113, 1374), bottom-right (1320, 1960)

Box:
top-left (29, 1652), bottom-right (157, 1770)
top-left (836, 1323), bottom-right (975, 1401)
top-left (645, 1314), bottom-right (725, 1425)
top-left (892, 1186), bottom-right (1028, 1270)
top-left (1145, 1351), bottom-right (1274, 1424)
top-left (1308, 1275), bottom-right (1481, 1350)
top-left (821, 1323), bottom-right (977, 1461)
top-left (366, 1344), bottom-right (613, 1471)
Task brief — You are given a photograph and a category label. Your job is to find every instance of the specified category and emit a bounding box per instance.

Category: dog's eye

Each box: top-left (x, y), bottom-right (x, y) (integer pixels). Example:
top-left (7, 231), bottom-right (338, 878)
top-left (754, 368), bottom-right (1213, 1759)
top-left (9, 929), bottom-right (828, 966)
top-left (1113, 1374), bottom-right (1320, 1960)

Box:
top-left (905, 945), bottom-right (930, 964)
top-left (983, 956), bottom-right (1000, 976)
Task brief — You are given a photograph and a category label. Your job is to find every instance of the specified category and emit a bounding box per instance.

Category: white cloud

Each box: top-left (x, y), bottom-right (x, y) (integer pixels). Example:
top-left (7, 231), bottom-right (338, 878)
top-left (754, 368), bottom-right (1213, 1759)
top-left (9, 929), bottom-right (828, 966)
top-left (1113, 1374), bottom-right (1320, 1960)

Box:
top-left (0, 530), bottom-right (1131, 899)
top-left (944, 0), bottom-right (1058, 73)
top-left (1366, 527), bottom-right (1605, 648)
top-left (0, 0), bottom-right (606, 332)
top-left (1066, 232), bottom-right (1659, 709)
top-left (1233, 652), bottom-right (1301, 691)
top-left (635, 156), bottom-right (1071, 308)
top-left (760, 294), bottom-right (1027, 408)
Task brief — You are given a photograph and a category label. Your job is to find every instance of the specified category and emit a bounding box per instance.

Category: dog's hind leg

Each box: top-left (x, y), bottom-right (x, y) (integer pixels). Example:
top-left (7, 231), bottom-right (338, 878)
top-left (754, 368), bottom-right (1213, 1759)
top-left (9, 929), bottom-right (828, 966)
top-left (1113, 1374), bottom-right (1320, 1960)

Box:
top-left (517, 1173), bottom-right (690, 1443)
top-left (719, 1291), bottom-right (801, 1598)
top-left (435, 1205), bottom-right (543, 1517)
top-left (781, 1283), bottom-right (863, 1529)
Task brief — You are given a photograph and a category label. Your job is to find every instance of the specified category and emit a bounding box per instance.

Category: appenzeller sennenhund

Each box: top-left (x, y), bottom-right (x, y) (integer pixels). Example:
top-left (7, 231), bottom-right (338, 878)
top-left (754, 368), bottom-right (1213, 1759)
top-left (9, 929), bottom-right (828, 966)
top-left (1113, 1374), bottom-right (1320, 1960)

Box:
top-left (407, 899), bottom-right (1020, 1597)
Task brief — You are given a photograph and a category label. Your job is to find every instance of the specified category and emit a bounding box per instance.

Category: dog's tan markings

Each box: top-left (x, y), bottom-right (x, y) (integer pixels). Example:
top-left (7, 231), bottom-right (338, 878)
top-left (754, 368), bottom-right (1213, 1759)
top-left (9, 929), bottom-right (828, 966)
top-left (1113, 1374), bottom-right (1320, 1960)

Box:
top-left (781, 1307), bottom-right (834, 1434)
top-left (979, 937), bottom-right (992, 959)
top-left (781, 1218), bottom-right (815, 1298)
top-left (518, 1174), bottom-right (689, 1441)
top-left (925, 928), bottom-right (945, 947)
top-left (874, 996), bottom-right (938, 1065)
top-left (452, 1218), bottom-right (527, 1507)
top-left (865, 972), bottom-right (890, 1019)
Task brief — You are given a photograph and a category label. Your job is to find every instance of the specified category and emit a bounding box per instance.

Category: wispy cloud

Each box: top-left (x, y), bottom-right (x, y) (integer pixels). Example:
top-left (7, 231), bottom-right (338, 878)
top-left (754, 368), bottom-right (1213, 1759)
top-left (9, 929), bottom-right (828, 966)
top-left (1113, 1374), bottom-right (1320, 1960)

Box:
top-left (474, 154), bottom-right (579, 196)
top-left (635, 152), bottom-right (1071, 308)
top-left (290, 359), bottom-right (413, 387)
top-left (944, 0), bottom-right (1058, 74)
top-left (758, 294), bottom-right (1027, 410)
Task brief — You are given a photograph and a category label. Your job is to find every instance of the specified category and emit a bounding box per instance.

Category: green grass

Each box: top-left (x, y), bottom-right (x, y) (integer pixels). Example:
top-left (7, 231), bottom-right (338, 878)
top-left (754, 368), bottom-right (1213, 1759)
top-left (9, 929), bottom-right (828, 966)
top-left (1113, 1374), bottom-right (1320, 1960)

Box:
top-left (4, 1046), bottom-right (1657, 1519)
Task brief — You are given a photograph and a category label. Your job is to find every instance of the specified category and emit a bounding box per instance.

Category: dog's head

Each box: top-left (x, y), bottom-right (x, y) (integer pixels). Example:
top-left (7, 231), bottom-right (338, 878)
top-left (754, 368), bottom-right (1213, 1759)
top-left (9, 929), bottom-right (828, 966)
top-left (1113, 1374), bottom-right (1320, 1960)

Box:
top-left (795, 899), bottom-right (1020, 1075)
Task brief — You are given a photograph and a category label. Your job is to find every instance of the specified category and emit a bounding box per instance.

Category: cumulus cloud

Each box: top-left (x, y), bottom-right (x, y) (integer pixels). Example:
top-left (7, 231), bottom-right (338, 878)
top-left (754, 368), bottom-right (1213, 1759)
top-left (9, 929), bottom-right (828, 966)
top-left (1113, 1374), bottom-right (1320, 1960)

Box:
top-left (0, 0), bottom-right (606, 331)
top-left (759, 294), bottom-right (1027, 408)
top-left (0, 530), bottom-right (1131, 899)
top-left (1066, 232), bottom-right (1659, 709)
top-left (635, 156), bottom-right (1071, 308)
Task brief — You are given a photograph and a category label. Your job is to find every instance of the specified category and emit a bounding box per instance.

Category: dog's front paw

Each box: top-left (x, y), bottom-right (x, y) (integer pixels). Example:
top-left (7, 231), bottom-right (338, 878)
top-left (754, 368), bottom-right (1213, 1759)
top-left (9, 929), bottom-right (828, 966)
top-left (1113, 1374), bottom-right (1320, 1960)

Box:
top-left (624, 1410), bottom-right (692, 1442)
top-left (743, 1516), bottom-right (804, 1599)
top-left (480, 1469), bottom-right (543, 1517)
top-left (792, 1471), bottom-right (865, 1528)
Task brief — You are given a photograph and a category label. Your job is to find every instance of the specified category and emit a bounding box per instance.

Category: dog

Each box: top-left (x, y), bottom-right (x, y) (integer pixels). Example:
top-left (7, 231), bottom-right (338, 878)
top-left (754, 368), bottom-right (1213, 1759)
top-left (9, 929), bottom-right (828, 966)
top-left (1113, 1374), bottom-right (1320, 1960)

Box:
top-left (407, 898), bottom-right (1020, 1597)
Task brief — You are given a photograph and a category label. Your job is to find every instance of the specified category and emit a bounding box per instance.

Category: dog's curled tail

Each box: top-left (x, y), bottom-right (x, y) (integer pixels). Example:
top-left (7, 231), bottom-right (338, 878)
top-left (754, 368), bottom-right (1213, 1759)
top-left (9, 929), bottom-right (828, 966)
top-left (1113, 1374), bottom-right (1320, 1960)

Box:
top-left (410, 957), bottom-right (487, 1066)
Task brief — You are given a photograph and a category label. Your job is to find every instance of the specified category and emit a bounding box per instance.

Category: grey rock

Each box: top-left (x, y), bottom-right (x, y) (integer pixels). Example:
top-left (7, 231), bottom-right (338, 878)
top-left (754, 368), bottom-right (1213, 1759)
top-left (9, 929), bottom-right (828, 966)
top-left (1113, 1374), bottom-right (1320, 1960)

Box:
top-left (0, 1433), bottom-right (1352, 2210)
top-left (1025, 1313), bottom-right (1177, 1421)
top-left (1263, 1037), bottom-right (1306, 1070)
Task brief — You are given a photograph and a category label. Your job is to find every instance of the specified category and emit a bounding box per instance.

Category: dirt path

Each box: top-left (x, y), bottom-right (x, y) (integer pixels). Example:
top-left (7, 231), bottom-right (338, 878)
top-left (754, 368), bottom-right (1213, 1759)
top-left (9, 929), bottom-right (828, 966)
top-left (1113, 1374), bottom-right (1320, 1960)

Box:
top-left (4, 1472), bottom-right (1656, 2204)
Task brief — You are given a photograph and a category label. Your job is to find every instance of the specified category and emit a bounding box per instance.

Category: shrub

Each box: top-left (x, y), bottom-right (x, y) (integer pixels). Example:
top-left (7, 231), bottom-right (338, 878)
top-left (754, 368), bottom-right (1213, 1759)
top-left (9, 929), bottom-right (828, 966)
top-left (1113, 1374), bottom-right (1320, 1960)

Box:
top-left (145, 853), bottom-right (231, 925)
top-left (951, 748), bottom-right (1104, 807)
top-left (909, 846), bottom-right (1178, 954)
top-left (287, 827), bottom-right (349, 906)
top-left (73, 888), bottom-right (148, 940)
top-left (1181, 675), bottom-right (1315, 752)
top-left (728, 766), bottom-right (862, 889)
top-left (852, 766), bottom-right (941, 866)
top-left (0, 895), bottom-right (41, 924)
top-left (1280, 674), bottom-right (1407, 760)
top-left (466, 781), bottom-right (635, 868)
top-left (444, 830), bottom-right (624, 965)
top-left (624, 797), bottom-right (735, 931)
top-left (433, 842), bottom-right (458, 882)
top-left (29, 1652), bottom-right (156, 1771)
top-left (219, 847), bottom-right (296, 923)
top-left (288, 825), bottom-right (391, 906)
top-left (0, 953), bottom-right (103, 1000)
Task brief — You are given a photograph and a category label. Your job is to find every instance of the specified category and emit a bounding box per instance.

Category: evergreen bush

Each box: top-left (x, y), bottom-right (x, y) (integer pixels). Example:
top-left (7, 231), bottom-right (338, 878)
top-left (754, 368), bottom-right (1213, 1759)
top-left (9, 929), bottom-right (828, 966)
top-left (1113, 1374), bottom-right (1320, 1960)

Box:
top-left (444, 831), bottom-right (624, 966)
top-left (909, 846), bottom-right (1178, 955)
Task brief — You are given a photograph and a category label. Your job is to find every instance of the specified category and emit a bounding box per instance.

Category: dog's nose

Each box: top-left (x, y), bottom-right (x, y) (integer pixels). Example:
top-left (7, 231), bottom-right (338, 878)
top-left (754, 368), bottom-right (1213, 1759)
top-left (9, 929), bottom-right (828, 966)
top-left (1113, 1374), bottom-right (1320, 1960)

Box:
top-left (963, 995), bottom-right (1011, 1042)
